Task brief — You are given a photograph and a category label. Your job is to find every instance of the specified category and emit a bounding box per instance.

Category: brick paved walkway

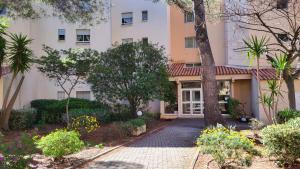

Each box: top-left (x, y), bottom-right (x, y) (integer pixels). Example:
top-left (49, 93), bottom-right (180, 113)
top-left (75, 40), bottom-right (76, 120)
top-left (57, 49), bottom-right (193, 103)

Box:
top-left (84, 119), bottom-right (204, 169)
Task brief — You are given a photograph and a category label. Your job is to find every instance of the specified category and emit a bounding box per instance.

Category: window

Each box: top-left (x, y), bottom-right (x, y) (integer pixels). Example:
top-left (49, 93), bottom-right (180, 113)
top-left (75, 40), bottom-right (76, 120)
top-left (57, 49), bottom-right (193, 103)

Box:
top-left (185, 37), bottom-right (197, 48)
top-left (122, 38), bottom-right (133, 44)
top-left (122, 12), bottom-right (133, 25)
top-left (76, 29), bottom-right (90, 43)
top-left (76, 91), bottom-right (91, 100)
top-left (277, 0), bottom-right (288, 9)
top-left (57, 91), bottom-right (65, 100)
top-left (278, 33), bottom-right (289, 42)
top-left (0, 7), bottom-right (7, 15)
top-left (184, 11), bottom-right (194, 23)
top-left (217, 81), bottom-right (231, 114)
top-left (142, 37), bottom-right (148, 44)
top-left (58, 29), bottom-right (65, 41)
top-left (185, 63), bottom-right (201, 68)
top-left (142, 10), bottom-right (148, 21)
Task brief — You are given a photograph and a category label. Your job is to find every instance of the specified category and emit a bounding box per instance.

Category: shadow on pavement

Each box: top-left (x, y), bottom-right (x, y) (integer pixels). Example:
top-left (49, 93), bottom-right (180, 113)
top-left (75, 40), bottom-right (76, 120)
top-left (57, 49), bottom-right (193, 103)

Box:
top-left (87, 161), bottom-right (144, 169)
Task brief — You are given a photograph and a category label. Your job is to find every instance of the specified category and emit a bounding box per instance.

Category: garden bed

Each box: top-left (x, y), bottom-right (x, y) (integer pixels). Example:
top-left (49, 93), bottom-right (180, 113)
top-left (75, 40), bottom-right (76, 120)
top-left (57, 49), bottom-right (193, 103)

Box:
top-left (194, 149), bottom-right (300, 169)
top-left (1, 119), bottom-right (168, 169)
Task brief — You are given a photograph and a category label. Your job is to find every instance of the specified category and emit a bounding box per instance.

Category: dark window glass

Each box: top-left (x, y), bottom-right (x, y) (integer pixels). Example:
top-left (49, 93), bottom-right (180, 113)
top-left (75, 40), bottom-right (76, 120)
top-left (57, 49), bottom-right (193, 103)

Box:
top-left (184, 11), bottom-right (194, 23)
top-left (122, 12), bottom-right (133, 25)
top-left (142, 11), bottom-right (148, 21)
top-left (58, 29), bottom-right (65, 41)
top-left (142, 37), bottom-right (148, 44)
top-left (277, 0), bottom-right (288, 9)
top-left (278, 33), bottom-right (289, 42)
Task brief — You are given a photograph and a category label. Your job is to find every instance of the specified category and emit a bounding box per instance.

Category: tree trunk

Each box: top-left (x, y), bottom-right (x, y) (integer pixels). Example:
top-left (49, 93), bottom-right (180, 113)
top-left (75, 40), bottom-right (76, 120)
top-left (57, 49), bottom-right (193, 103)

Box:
top-left (128, 99), bottom-right (137, 118)
top-left (194, 0), bottom-right (225, 126)
top-left (283, 71), bottom-right (296, 109)
top-left (66, 96), bottom-right (70, 126)
top-left (0, 76), bottom-right (25, 130)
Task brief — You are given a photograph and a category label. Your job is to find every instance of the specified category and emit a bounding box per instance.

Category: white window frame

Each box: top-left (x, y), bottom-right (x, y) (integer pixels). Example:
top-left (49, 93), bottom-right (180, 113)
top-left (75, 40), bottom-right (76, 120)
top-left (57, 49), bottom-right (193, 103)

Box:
top-left (184, 11), bottom-right (194, 23)
top-left (76, 91), bottom-right (91, 100)
top-left (122, 12), bottom-right (133, 25)
top-left (76, 29), bottom-right (90, 43)
top-left (122, 38), bottom-right (133, 44)
top-left (57, 91), bottom-right (65, 100)
top-left (58, 29), bottom-right (65, 41)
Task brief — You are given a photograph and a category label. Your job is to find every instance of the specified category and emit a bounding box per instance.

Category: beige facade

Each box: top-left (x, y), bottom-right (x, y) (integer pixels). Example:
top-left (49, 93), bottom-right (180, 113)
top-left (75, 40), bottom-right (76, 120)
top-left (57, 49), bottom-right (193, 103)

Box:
top-left (160, 3), bottom-right (300, 123)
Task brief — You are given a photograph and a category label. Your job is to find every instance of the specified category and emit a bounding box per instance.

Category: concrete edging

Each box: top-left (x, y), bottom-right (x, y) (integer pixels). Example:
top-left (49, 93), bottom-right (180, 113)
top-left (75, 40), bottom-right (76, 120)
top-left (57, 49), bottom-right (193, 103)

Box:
top-left (188, 147), bottom-right (201, 169)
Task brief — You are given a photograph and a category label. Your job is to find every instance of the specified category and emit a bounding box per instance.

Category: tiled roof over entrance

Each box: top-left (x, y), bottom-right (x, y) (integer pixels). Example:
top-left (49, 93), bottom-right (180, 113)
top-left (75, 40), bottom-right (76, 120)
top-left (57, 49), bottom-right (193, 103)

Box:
top-left (168, 63), bottom-right (294, 80)
top-left (169, 63), bottom-right (251, 76)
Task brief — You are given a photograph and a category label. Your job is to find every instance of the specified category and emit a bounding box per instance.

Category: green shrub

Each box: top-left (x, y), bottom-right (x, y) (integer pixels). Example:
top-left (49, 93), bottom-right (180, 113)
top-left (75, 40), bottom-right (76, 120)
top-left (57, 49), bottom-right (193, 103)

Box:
top-left (35, 130), bottom-right (84, 158)
top-left (68, 108), bottom-right (111, 123)
top-left (9, 108), bottom-right (37, 130)
top-left (197, 125), bottom-right (259, 168)
top-left (31, 98), bottom-right (108, 124)
top-left (227, 97), bottom-right (242, 119)
top-left (287, 117), bottom-right (300, 128)
top-left (0, 132), bottom-right (36, 169)
top-left (261, 124), bottom-right (300, 166)
top-left (277, 109), bottom-right (300, 123)
top-left (69, 115), bottom-right (100, 134)
top-left (127, 119), bottom-right (145, 127)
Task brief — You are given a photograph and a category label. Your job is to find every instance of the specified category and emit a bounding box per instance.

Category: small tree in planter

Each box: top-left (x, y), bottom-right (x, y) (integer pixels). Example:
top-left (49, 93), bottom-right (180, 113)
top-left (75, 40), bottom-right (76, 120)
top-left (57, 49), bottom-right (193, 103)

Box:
top-left (37, 46), bottom-right (98, 125)
top-left (88, 41), bottom-right (173, 117)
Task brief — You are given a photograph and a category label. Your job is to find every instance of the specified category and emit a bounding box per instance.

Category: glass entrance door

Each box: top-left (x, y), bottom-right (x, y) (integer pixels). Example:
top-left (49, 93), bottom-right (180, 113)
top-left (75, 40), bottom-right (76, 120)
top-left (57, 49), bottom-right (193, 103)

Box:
top-left (182, 88), bottom-right (203, 115)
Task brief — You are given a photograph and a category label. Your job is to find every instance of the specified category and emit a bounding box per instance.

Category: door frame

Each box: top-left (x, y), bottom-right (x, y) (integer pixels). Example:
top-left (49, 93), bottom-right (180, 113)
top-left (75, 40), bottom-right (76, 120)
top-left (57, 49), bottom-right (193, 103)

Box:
top-left (180, 87), bottom-right (204, 116)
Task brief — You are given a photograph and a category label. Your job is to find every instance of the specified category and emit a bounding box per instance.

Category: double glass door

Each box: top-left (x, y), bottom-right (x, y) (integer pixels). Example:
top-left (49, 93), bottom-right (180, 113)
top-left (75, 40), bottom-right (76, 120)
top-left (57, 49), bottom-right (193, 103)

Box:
top-left (182, 88), bottom-right (203, 115)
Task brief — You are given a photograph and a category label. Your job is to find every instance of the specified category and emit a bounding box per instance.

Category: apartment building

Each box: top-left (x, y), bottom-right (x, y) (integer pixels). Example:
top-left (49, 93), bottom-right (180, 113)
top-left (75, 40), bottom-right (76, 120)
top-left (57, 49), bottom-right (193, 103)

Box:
top-left (159, 2), bottom-right (300, 122)
top-left (1, 0), bottom-right (300, 123)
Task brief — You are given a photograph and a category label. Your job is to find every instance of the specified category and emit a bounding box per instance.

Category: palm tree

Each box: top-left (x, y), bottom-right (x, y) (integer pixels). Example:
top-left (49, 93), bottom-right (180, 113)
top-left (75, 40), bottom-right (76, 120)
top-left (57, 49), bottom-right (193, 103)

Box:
top-left (243, 36), bottom-right (271, 122)
top-left (0, 33), bottom-right (33, 130)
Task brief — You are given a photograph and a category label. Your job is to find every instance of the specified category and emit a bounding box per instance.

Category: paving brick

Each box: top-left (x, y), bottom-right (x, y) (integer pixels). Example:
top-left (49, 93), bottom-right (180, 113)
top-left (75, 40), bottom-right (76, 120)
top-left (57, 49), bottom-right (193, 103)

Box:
top-left (84, 119), bottom-right (204, 169)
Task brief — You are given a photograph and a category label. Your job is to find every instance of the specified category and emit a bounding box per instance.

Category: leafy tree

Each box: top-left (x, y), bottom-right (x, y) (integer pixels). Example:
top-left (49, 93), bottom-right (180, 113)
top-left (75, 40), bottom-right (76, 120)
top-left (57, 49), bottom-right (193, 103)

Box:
top-left (88, 41), bottom-right (173, 117)
top-left (225, 0), bottom-right (300, 109)
top-left (36, 46), bottom-right (98, 125)
top-left (0, 33), bottom-right (33, 130)
top-left (163, 0), bottom-right (225, 125)
top-left (0, 0), bottom-right (106, 24)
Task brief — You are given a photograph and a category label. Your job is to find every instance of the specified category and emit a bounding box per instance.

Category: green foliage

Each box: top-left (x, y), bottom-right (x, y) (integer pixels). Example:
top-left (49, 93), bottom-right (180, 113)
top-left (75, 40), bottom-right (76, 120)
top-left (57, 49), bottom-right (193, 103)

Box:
top-left (35, 130), bottom-right (84, 158)
top-left (117, 119), bottom-right (146, 137)
top-left (8, 108), bottom-right (37, 130)
top-left (127, 119), bottom-right (145, 127)
top-left (1, 0), bottom-right (105, 24)
top-left (37, 46), bottom-right (100, 124)
top-left (227, 97), bottom-right (242, 119)
top-left (286, 117), bottom-right (300, 128)
top-left (7, 33), bottom-right (33, 73)
top-left (68, 108), bottom-right (111, 123)
top-left (277, 109), bottom-right (300, 123)
top-left (197, 125), bottom-right (259, 168)
top-left (69, 115), bottom-right (100, 134)
top-left (0, 132), bottom-right (36, 169)
top-left (31, 98), bottom-right (107, 124)
top-left (88, 41), bottom-right (172, 116)
top-left (243, 35), bottom-right (269, 64)
top-left (261, 124), bottom-right (300, 167)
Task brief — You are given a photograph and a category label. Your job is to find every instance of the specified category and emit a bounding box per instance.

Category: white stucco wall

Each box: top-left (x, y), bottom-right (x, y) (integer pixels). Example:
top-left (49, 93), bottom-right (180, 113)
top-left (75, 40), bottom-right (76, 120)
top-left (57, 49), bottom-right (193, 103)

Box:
top-left (5, 2), bottom-right (112, 108)
top-left (111, 0), bottom-right (170, 55)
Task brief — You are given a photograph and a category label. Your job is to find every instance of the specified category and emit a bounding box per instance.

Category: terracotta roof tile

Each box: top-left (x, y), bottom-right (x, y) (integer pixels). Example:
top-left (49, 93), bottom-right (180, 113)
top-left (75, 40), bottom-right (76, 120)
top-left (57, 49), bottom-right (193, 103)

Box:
top-left (168, 63), bottom-right (251, 77)
top-left (168, 63), bottom-right (292, 80)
